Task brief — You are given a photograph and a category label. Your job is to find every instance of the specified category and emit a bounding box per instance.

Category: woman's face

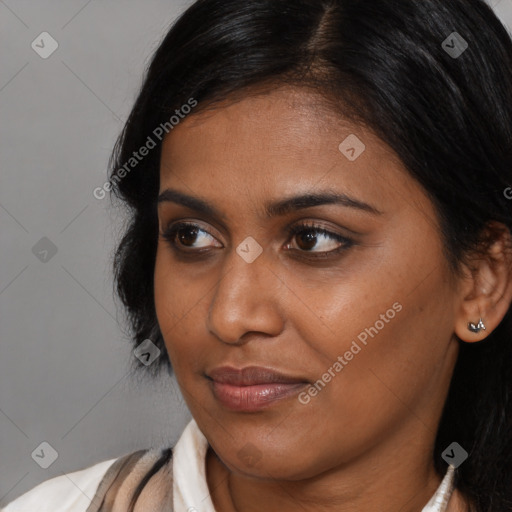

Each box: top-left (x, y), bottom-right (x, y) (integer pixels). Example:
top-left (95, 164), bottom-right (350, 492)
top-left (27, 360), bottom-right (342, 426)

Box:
top-left (154, 87), bottom-right (461, 480)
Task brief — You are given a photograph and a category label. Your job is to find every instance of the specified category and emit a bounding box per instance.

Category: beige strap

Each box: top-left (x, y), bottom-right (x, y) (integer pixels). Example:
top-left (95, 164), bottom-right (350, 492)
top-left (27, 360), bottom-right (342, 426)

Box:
top-left (85, 448), bottom-right (174, 512)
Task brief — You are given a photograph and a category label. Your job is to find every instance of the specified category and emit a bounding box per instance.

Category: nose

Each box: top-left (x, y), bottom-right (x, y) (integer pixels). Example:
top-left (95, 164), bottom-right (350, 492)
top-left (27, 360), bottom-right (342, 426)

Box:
top-left (206, 248), bottom-right (285, 345)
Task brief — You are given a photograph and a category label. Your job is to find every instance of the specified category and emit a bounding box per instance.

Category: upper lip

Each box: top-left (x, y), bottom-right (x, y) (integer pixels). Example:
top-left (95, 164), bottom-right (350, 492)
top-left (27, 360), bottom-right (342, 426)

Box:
top-left (207, 366), bottom-right (308, 386)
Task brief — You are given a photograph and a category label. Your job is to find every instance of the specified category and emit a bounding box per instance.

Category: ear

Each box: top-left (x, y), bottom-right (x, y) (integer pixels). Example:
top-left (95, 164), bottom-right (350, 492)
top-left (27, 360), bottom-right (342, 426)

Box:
top-left (455, 222), bottom-right (512, 343)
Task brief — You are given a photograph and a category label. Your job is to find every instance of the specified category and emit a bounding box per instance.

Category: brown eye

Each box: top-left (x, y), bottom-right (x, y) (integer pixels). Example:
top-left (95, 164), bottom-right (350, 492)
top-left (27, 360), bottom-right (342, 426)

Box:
top-left (286, 224), bottom-right (353, 254)
top-left (295, 230), bottom-right (320, 251)
top-left (176, 225), bottom-right (200, 246)
top-left (161, 222), bottom-right (221, 250)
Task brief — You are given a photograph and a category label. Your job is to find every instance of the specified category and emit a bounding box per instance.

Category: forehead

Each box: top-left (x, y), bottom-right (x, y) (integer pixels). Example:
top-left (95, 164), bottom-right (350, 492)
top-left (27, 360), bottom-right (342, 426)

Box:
top-left (157, 86), bottom-right (422, 220)
top-left (161, 87), bottom-right (399, 172)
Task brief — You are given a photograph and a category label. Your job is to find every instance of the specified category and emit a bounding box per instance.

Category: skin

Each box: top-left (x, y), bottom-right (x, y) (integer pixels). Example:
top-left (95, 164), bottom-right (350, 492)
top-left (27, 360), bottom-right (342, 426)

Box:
top-left (153, 86), bottom-right (512, 512)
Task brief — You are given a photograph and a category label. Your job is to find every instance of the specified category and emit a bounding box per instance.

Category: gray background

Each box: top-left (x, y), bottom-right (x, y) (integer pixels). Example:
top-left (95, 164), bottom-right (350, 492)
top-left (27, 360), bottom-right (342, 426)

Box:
top-left (1, 0), bottom-right (511, 506)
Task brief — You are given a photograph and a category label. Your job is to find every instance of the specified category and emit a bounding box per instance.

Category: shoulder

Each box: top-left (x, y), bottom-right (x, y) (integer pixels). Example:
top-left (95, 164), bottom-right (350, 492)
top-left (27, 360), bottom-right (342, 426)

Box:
top-left (1, 447), bottom-right (174, 512)
top-left (1, 455), bottom-right (124, 512)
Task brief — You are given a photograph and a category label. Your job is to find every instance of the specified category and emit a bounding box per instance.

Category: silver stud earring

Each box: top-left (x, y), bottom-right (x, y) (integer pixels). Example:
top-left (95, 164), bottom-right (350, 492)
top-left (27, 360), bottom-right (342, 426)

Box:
top-left (467, 318), bottom-right (486, 333)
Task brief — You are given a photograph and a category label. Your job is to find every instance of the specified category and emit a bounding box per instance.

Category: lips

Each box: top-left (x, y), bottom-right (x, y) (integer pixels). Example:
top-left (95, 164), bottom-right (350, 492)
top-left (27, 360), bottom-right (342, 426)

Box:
top-left (207, 366), bottom-right (309, 412)
top-left (208, 366), bottom-right (307, 385)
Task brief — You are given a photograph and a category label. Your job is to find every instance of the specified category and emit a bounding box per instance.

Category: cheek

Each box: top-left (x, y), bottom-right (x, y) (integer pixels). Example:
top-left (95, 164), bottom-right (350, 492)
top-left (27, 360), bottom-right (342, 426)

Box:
top-left (304, 268), bottom-right (456, 437)
top-left (154, 248), bottom-right (187, 359)
top-left (154, 246), bottom-right (211, 374)
top-left (291, 245), bottom-right (456, 419)
top-left (307, 226), bottom-right (455, 376)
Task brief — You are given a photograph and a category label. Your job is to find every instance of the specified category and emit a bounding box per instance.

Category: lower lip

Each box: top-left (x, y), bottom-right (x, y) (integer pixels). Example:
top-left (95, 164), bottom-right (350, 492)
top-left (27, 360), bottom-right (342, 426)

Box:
top-left (211, 381), bottom-right (308, 412)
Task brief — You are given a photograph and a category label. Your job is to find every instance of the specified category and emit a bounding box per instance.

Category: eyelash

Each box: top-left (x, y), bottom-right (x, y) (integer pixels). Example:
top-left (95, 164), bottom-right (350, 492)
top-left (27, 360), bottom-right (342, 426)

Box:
top-left (160, 221), bottom-right (354, 259)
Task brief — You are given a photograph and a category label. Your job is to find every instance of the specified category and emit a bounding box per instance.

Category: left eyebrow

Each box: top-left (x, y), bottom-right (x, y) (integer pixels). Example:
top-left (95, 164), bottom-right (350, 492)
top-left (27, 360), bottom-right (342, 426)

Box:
top-left (265, 192), bottom-right (382, 217)
top-left (157, 188), bottom-right (382, 219)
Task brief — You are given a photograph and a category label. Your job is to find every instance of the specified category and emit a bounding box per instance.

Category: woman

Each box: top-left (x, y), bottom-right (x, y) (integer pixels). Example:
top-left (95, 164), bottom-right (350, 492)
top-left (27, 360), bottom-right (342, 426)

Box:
top-left (4, 0), bottom-right (512, 510)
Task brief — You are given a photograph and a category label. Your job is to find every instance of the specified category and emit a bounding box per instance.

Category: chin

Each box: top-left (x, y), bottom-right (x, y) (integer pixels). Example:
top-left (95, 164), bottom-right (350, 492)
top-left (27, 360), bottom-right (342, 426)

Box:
top-left (206, 426), bottom-right (331, 481)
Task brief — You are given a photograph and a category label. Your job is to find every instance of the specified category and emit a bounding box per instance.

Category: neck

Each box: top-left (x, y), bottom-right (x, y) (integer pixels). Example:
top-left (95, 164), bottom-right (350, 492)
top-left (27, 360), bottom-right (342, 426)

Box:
top-left (206, 424), bottom-right (456, 512)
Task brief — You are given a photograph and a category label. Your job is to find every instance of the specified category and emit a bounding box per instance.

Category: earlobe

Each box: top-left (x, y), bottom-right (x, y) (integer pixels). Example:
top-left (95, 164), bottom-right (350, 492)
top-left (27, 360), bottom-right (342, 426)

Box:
top-left (454, 223), bottom-right (512, 343)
